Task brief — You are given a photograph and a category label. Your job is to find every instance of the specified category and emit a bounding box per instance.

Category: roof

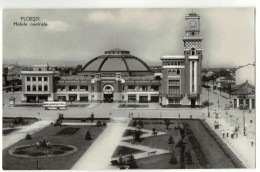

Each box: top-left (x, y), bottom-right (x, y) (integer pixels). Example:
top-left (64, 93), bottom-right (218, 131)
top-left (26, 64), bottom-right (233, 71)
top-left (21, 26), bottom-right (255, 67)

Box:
top-left (231, 81), bottom-right (255, 95)
top-left (81, 48), bottom-right (151, 74)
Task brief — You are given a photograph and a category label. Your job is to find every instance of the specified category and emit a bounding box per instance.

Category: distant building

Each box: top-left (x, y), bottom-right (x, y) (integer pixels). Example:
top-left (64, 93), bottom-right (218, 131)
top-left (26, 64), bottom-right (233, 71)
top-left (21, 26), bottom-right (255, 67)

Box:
top-left (236, 63), bottom-right (255, 86)
top-left (231, 81), bottom-right (255, 109)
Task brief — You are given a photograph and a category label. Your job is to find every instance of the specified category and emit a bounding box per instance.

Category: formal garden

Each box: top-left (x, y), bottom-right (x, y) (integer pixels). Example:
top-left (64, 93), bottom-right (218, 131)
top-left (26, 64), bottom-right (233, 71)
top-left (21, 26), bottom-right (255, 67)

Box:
top-left (3, 115), bottom-right (108, 170)
top-left (111, 118), bottom-right (245, 169)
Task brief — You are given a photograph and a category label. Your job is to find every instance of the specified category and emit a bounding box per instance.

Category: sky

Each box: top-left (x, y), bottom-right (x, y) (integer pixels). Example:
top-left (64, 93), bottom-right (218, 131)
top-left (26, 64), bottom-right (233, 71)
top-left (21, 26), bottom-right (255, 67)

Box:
top-left (3, 8), bottom-right (255, 68)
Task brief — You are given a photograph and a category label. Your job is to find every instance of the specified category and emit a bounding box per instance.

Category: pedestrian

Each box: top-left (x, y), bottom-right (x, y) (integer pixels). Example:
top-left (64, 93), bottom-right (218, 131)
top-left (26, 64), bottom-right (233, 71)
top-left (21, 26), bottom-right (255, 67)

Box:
top-left (231, 131), bottom-right (234, 139)
top-left (250, 138), bottom-right (254, 147)
top-left (226, 129), bottom-right (229, 138)
top-left (129, 112), bottom-right (131, 118)
top-left (222, 130), bottom-right (225, 138)
top-left (178, 113), bottom-right (180, 119)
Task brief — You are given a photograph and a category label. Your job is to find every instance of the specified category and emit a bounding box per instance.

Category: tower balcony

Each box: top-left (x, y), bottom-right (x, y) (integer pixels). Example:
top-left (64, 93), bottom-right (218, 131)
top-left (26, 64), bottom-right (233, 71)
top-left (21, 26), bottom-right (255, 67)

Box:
top-left (187, 93), bottom-right (200, 98)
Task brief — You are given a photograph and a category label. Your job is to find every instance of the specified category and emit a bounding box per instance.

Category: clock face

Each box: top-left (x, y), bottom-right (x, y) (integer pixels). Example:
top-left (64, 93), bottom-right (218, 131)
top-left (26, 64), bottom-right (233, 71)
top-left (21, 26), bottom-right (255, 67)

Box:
top-left (190, 21), bottom-right (196, 26)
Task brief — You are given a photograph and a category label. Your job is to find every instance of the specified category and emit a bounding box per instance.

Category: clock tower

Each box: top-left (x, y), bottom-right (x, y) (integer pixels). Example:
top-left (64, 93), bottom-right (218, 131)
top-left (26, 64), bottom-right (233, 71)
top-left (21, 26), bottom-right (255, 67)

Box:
top-left (183, 12), bottom-right (203, 107)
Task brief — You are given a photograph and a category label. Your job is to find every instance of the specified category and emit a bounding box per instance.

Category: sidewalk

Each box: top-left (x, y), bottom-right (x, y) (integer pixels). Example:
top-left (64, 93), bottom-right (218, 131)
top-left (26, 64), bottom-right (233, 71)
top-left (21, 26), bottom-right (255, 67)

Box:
top-left (2, 120), bottom-right (53, 150)
top-left (71, 118), bottom-right (129, 170)
top-left (205, 117), bottom-right (255, 168)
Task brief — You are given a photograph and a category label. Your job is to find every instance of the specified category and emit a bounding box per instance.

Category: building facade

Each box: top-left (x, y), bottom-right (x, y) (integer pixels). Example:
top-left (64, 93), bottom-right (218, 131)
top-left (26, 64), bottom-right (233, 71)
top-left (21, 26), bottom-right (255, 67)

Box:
top-left (20, 12), bottom-right (203, 107)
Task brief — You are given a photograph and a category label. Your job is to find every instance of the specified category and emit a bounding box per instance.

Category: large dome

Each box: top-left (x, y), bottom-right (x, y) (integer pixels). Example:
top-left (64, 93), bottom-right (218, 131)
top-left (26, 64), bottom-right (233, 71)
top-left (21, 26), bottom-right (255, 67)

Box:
top-left (82, 48), bottom-right (151, 74)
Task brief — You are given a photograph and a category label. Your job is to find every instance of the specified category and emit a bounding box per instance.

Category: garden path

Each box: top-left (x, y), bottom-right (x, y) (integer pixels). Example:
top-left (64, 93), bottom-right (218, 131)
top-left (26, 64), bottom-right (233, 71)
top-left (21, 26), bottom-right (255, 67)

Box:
top-left (112, 126), bottom-right (170, 161)
top-left (3, 120), bottom-right (53, 150)
top-left (71, 118), bottom-right (129, 170)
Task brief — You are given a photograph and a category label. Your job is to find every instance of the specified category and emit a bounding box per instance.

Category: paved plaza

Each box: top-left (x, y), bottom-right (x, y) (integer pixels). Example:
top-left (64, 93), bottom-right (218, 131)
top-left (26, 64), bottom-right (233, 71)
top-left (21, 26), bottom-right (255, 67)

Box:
top-left (2, 88), bottom-right (256, 168)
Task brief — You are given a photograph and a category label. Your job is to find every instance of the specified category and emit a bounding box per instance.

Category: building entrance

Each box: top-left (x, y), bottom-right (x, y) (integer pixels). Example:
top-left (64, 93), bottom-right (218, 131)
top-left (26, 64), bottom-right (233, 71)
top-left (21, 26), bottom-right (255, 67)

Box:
top-left (104, 94), bottom-right (113, 103)
top-left (191, 99), bottom-right (196, 108)
top-left (103, 84), bottom-right (114, 103)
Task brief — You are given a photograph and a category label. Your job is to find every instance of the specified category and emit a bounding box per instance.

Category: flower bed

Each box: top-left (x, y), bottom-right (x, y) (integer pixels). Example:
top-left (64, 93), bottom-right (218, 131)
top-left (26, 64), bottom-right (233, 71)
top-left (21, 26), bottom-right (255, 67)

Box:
top-left (9, 144), bottom-right (78, 158)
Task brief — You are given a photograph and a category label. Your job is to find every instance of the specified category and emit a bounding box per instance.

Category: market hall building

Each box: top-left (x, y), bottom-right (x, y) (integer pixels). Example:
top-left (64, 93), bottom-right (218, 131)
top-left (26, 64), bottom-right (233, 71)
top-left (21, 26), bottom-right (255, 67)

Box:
top-left (20, 12), bottom-right (203, 107)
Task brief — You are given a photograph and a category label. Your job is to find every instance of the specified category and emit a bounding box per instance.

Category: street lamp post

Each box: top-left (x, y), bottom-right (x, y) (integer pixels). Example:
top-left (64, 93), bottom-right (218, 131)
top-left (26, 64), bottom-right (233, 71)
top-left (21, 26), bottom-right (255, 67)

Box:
top-left (241, 104), bottom-right (246, 136)
top-left (207, 88), bottom-right (210, 118)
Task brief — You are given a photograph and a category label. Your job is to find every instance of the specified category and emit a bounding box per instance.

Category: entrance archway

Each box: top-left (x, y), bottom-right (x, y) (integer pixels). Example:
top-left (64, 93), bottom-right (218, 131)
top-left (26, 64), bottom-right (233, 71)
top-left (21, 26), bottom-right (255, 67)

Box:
top-left (103, 85), bottom-right (114, 103)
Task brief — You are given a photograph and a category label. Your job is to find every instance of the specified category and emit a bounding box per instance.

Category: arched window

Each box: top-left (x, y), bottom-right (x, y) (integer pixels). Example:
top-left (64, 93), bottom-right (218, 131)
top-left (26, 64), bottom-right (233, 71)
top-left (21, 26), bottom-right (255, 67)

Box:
top-left (191, 48), bottom-right (196, 55)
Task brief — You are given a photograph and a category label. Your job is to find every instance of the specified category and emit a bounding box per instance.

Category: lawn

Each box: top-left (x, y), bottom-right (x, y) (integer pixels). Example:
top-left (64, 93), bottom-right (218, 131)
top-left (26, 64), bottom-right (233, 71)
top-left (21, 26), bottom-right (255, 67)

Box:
top-left (125, 119), bottom-right (238, 169)
top-left (3, 124), bottom-right (106, 170)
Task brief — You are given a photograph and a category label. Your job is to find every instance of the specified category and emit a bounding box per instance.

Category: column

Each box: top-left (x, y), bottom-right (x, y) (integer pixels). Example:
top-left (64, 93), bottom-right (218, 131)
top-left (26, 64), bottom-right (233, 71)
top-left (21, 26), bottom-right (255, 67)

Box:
top-left (249, 99), bottom-right (252, 109)
top-left (194, 61), bottom-right (197, 93)
top-left (77, 94), bottom-right (80, 101)
top-left (236, 99), bottom-right (239, 108)
top-left (189, 61), bottom-right (192, 93)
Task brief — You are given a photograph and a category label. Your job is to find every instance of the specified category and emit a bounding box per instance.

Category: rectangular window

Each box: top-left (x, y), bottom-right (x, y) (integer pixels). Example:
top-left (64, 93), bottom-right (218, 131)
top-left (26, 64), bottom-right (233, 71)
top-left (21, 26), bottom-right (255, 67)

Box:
top-left (80, 86), bottom-right (88, 91)
top-left (140, 86), bottom-right (148, 91)
top-left (169, 98), bottom-right (180, 104)
top-left (58, 86), bottom-right (65, 91)
top-left (38, 77), bottom-right (42, 81)
top-left (33, 85), bottom-right (36, 91)
top-left (69, 86), bottom-right (77, 91)
top-left (151, 85), bottom-right (159, 91)
top-left (38, 85), bottom-right (42, 91)
top-left (44, 85), bottom-right (48, 91)
top-left (27, 77), bottom-right (31, 81)
top-left (44, 77), bottom-right (48, 81)
top-left (128, 94), bottom-right (136, 102)
top-left (27, 85), bottom-right (31, 91)
top-left (168, 86), bottom-right (180, 95)
top-left (32, 77), bottom-right (36, 81)
top-left (128, 85), bottom-right (135, 90)
top-left (168, 80), bottom-right (180, 85)
top-left (192, 61), bottom-right (195, 92)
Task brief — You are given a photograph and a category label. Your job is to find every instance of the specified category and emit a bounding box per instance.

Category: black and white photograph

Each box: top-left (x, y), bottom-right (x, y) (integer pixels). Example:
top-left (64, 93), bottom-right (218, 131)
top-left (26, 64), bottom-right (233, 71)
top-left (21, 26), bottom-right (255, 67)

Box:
top-left (2, 3), bottom-right (256, 170)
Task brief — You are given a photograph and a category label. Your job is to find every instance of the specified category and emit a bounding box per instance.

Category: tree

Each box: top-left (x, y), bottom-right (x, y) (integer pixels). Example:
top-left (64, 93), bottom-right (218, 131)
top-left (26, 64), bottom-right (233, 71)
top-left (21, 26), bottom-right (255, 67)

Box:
top-left (132, 120), bottom-right (137, 127)
top-left (169, 150), bottom-right (178, 164)
top-left (165, 119), bottom-right (170, 130)
top-left (185, 150), bottom-right (193, 164)
top-left (138, 120), bottom-right (144, 128)
top-left (179, 151), bottom-right (186, 169)
top-left (85, 130), bottom-right (92, 140)
top-left (201, 75), bottom-right (209, 85)
top-left (134, 130), bottom-right (142, 142)
top-left (168, 135), bottom-right (174, 144)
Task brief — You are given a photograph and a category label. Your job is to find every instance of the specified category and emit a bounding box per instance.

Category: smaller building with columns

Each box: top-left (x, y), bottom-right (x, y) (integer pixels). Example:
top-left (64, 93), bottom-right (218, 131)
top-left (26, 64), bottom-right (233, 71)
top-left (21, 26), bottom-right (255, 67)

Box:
top-left (231, 81), bottom-right (255, 109)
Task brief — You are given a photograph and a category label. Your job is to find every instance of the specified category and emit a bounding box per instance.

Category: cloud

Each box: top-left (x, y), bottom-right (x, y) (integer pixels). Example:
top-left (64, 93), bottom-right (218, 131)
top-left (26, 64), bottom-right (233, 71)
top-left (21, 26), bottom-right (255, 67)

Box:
top-left (44, 20), bottom-right (68, 32)
top-left (87, 11), bottom-right (114, 22)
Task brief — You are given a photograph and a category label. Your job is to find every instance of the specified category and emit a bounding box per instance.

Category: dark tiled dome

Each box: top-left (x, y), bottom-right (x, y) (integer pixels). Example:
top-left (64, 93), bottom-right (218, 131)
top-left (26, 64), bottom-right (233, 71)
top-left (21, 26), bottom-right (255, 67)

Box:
top-left (82, 48), bottom-right (151, 73)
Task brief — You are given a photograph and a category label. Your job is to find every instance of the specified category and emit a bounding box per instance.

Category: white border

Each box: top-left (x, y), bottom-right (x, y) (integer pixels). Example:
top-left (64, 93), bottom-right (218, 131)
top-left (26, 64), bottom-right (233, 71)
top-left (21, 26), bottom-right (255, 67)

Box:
top-left (0, 1), bottom-right (258, 172)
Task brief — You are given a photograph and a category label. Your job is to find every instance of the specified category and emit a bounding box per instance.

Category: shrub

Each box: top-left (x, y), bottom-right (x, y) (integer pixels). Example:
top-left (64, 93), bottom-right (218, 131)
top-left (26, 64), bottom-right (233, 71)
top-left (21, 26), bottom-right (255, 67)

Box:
top-left (185, 150), bottom-right (193, 164)
top-left (25, 133), bottom-right (32, 140)
top-left (103, 122), bottom-right (107, 126)
top-left (85, 130), bottom-right (92, 140)
top-left (179, 152), bottom-right (186, 169)
top-left (169, 151), bottom-right (178, 164)
top-left (168, 135), bottom-right (174, 144)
